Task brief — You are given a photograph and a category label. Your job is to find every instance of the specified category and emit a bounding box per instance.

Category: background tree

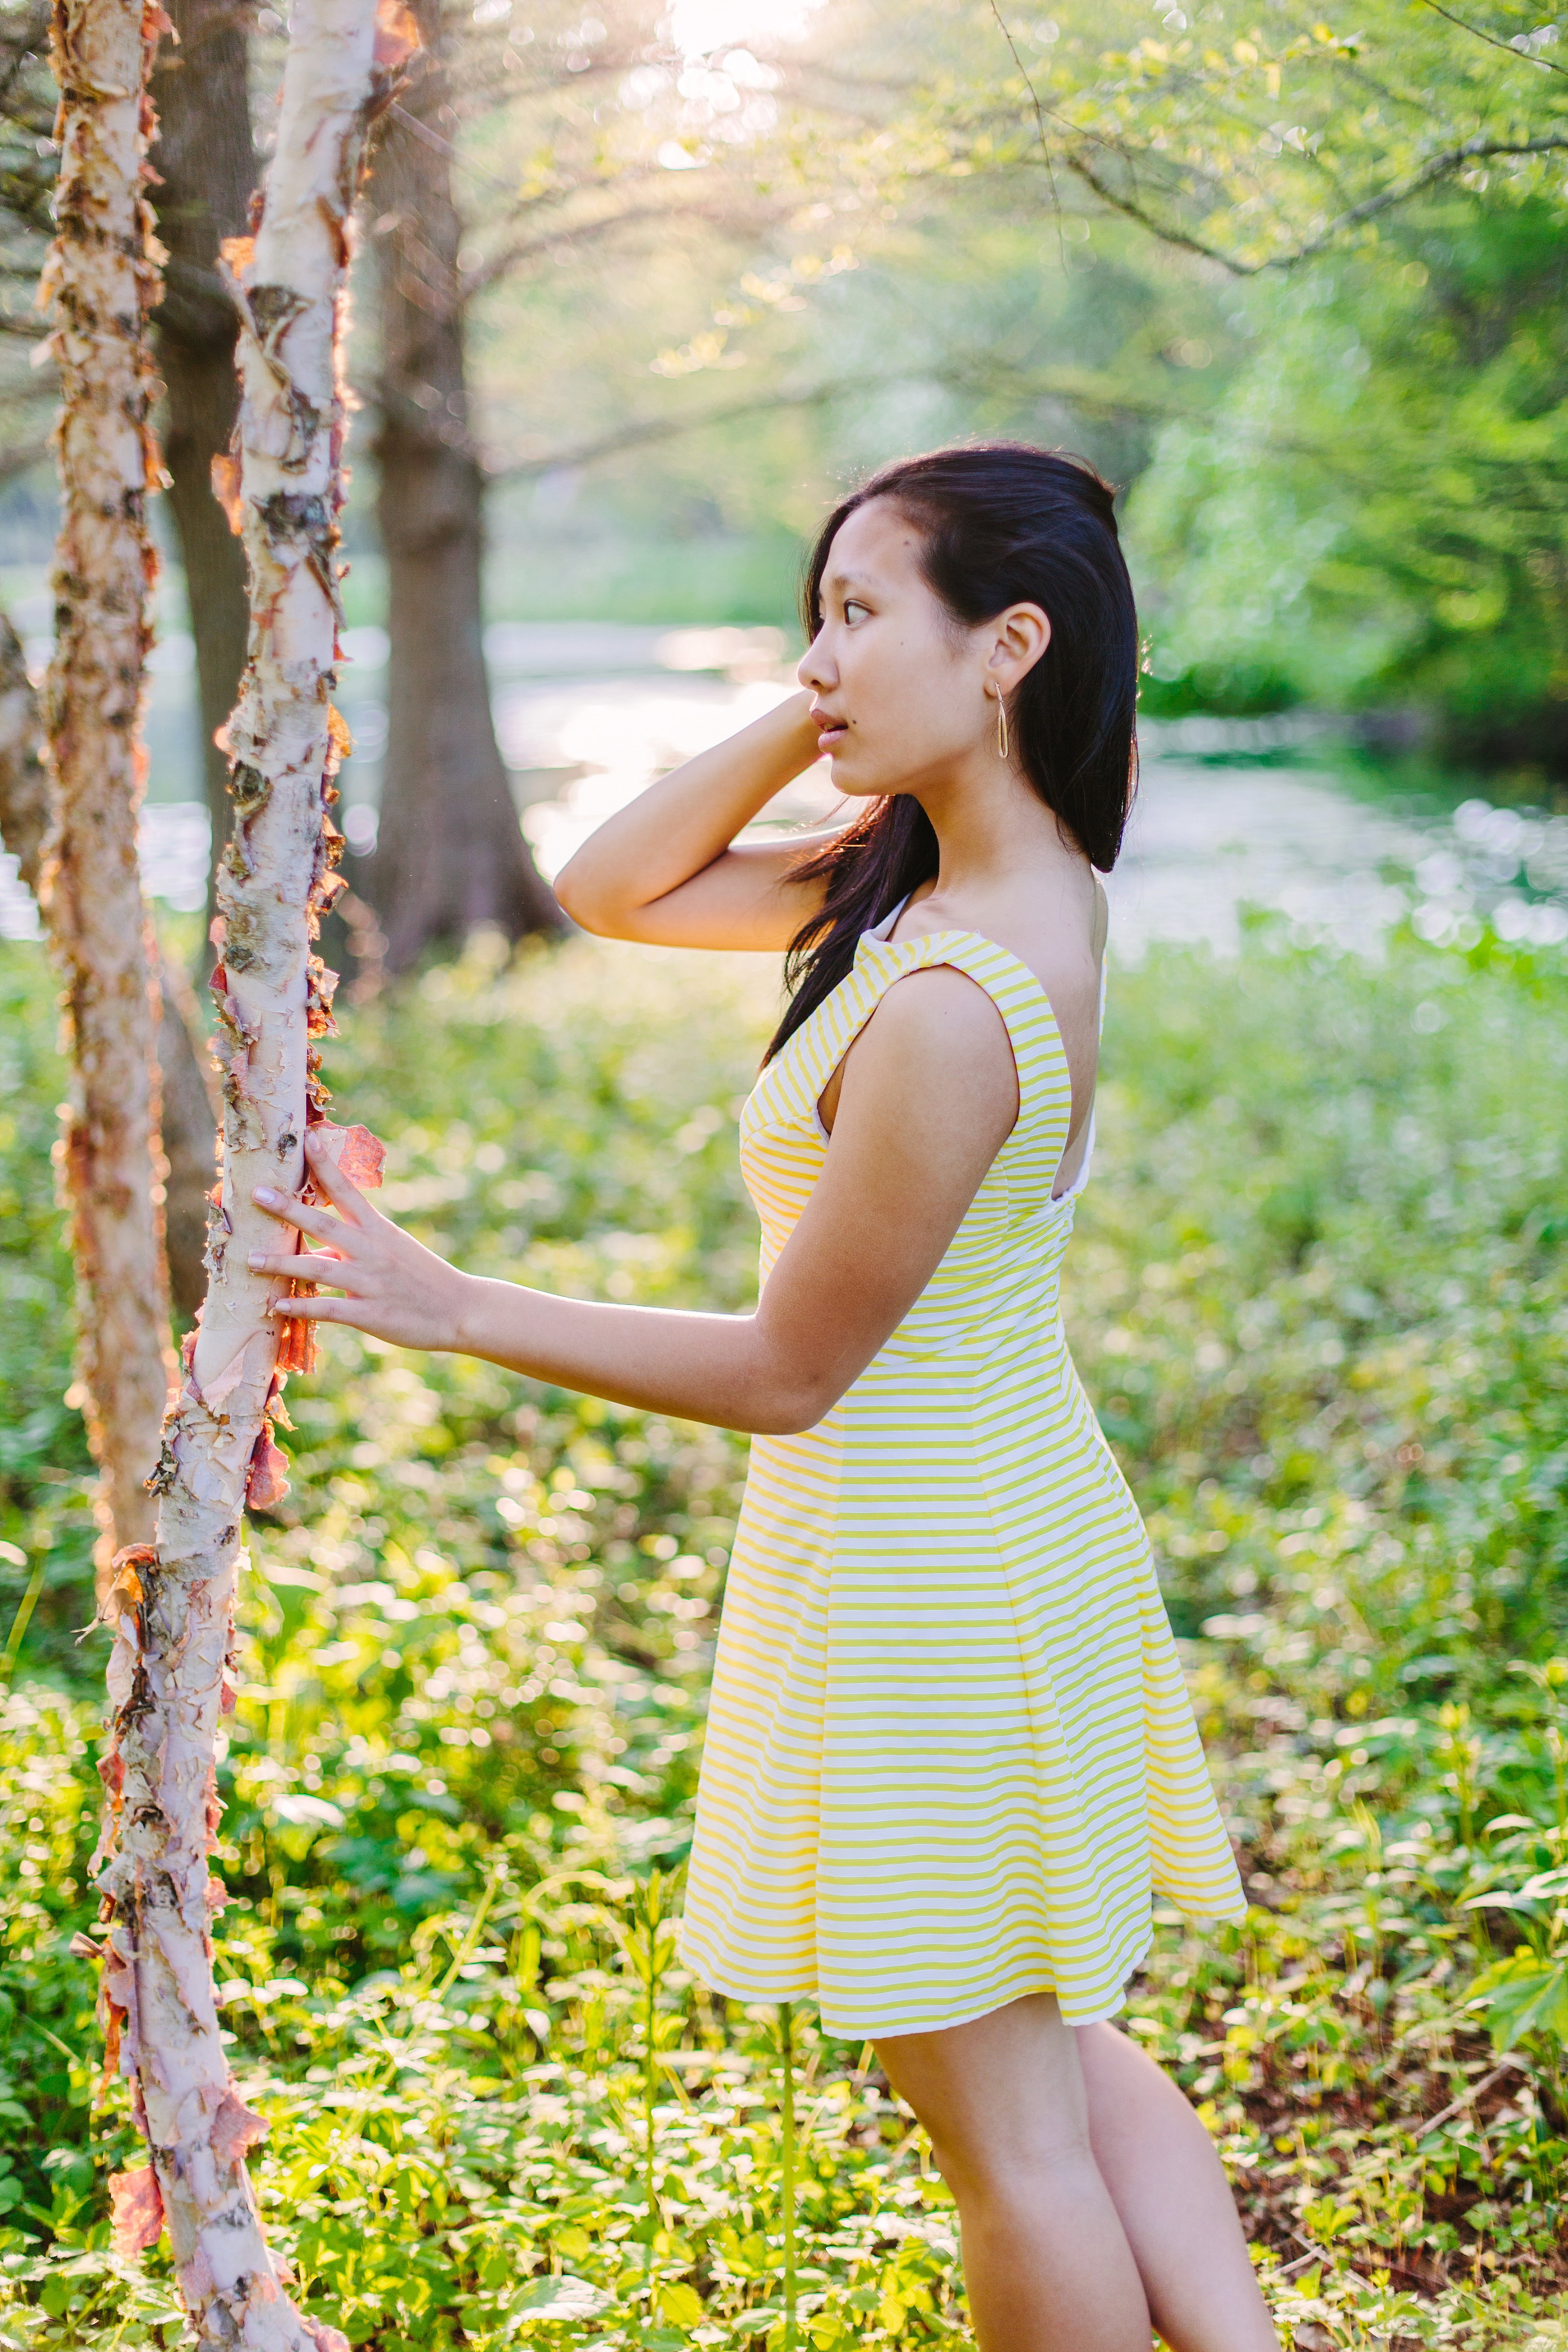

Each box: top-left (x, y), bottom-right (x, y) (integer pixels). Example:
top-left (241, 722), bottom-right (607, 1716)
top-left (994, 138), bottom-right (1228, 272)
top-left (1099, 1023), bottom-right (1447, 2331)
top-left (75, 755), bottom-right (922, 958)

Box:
top-left (0, 610), bottom-right (48, 869)
top-left (362, 0), bottom-right (566, 969)
top-left (1128, 200), bottom-right (1568, 756)
top-left (356, 0), bottom-right (849, 968)
top-left (37, 0), bottom-right (174, 1564)
top-left (2, 0), bottom-right (266, 924)
top-left (149, 0), bottom-right (258, 931)
top-left (1012, 0), bottom-right (1568, 762)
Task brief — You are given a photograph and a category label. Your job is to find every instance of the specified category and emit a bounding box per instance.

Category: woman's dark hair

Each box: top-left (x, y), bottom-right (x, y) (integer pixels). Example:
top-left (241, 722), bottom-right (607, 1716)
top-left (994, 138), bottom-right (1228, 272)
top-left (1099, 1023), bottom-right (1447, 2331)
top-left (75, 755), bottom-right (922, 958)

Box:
top-left (764, 441), bottom-right (1138, 1063)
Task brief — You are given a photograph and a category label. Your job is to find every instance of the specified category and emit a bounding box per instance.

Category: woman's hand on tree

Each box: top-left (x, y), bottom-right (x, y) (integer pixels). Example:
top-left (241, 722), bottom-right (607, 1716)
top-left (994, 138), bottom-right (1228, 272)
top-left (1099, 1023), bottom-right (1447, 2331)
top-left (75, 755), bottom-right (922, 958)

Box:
top-left (251, 1129), bottom-right (471, 1352)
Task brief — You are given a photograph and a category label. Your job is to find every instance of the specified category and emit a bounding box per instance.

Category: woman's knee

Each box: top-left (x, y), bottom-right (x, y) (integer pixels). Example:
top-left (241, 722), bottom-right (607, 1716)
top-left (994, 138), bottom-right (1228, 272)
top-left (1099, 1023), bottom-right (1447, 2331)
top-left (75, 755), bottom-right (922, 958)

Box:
top-left (874, 1992), bottom-right (1098, 2200)
top-left (907, 2069), bottom-right (1096, 2193)
top-left (927, 2110), bottom-right (1098, 2210)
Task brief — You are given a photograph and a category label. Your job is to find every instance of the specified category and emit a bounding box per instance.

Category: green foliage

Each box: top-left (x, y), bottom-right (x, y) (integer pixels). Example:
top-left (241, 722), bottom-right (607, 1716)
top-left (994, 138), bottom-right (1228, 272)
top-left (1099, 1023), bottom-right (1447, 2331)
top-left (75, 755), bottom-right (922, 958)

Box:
top-left (474, 194), bottom-right (1228, 636)
top-left (1127, 210), bottom-right (1568, 756)
top-left (459, 0), bottom-right (1568, 768)
top-left (879, 0), bottom-right (1568, 761)
top-left (3, 924), bottom-right (1568, 2347)
top-left (0, 952), bottom-right (97, 1680)
top-left (943, 0), bottom-right (1568, 271)
top-left (1069, 915), bottom-right (1568, 1676)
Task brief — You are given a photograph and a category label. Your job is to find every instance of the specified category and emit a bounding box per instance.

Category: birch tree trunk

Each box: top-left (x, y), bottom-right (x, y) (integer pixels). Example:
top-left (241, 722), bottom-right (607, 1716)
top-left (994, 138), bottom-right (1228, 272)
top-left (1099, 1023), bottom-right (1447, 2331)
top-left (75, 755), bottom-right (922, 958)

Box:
top-left (88, 3), bottom-right (413, 2340)
top-left (38, 0), bottom-right (176, 1564)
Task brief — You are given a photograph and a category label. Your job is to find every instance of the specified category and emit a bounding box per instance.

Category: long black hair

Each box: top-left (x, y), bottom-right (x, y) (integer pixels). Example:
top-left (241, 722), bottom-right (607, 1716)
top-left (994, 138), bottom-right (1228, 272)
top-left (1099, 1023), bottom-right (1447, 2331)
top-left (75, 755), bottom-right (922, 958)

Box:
top-left (764, 442), bottom-right (1138, 1063)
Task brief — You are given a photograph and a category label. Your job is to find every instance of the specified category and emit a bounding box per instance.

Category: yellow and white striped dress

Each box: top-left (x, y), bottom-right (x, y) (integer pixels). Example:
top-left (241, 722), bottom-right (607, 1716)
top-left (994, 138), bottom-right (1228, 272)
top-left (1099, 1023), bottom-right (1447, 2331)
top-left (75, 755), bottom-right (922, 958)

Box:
top-left (680, 914), bottom-right (1245, 2036)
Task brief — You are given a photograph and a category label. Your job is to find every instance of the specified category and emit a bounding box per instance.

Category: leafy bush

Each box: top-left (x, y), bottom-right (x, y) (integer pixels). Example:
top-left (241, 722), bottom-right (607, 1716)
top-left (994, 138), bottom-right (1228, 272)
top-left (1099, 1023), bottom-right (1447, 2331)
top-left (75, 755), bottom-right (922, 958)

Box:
top-left (1127, 205), bottom-right (1568, 768)
top-left (2, 923), bottom-right (1567, 2348)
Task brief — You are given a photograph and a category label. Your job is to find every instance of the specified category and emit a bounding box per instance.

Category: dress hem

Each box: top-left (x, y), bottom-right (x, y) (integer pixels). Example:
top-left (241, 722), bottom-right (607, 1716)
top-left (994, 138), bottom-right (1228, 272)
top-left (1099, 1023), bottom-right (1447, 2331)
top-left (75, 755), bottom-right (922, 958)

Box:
top-left (680, 1941), bottom-right (1152, 2040)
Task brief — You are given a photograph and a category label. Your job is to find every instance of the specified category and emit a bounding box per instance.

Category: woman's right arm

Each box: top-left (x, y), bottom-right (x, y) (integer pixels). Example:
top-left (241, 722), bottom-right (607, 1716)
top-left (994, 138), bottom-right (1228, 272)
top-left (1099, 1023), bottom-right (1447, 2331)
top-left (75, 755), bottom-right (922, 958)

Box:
top-left (552, 687), bottom-right (840, 951)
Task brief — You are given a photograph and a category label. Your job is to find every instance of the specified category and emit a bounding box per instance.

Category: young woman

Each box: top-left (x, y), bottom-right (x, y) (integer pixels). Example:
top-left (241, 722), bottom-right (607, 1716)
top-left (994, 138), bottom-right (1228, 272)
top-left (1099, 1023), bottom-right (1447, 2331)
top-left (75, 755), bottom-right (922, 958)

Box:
top-left (254, 444), bottom-right (1279, 2352)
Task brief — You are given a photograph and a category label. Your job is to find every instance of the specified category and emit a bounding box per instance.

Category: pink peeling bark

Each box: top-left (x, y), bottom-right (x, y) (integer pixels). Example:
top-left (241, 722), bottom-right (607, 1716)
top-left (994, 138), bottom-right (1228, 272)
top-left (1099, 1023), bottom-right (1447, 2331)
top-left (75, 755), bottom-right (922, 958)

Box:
top-left (89, 2), bottom-right (414, 2342)
top-left (38, 0), bottom-right (176, 1565)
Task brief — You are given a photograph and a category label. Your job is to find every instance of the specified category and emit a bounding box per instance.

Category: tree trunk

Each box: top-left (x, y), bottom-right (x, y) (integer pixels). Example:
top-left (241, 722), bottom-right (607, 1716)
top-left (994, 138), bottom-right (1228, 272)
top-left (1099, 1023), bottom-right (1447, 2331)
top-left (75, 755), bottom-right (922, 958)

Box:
top-left (149, 0), bottom-right (257, 935)
top-left (1, 607), bottom-right (217, 1322)
top-left (364, 3), bottom-right (564, 972)
top-left (89, 4), bottom-right (406, 2340)
top-left (38, 0), bottom-right (175, 1563)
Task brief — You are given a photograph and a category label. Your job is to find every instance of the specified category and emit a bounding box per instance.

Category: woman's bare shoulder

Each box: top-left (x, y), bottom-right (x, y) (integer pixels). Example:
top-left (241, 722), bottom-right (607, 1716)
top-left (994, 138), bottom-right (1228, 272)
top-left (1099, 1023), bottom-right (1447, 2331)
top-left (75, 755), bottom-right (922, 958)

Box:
top-left (868, 961), bottom-right (1020, 1056)
top-left (819, 963), bottom-right (1018, 1138)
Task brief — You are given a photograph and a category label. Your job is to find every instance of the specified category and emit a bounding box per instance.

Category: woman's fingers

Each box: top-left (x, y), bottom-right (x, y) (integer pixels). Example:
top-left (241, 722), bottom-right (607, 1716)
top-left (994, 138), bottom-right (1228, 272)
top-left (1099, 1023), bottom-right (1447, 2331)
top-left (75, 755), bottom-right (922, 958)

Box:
top-left (270, 1290), bottom-right (346, 1322)
top-left (250, 1250), bottom-right (349, 1282)
top-left (253, 1185), bottom-right (342, 1241)
top-left (303, 1127), bottom-right (370, 1220)
top-left (251, 1128), bottom-right (376, 1243)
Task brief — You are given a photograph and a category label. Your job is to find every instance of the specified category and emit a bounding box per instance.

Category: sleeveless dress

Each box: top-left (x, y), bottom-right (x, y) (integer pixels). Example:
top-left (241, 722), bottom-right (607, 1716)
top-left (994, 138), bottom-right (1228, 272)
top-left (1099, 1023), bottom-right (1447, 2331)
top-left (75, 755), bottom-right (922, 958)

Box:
top-left (679, 910), bottom-right (1246, 2038)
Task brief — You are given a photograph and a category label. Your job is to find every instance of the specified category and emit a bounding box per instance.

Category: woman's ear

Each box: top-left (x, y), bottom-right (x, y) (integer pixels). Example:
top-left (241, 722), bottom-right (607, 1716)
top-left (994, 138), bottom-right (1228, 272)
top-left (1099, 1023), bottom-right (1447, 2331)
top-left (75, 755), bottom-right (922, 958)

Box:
top-left (989, 603), bottom-right (1051, 689)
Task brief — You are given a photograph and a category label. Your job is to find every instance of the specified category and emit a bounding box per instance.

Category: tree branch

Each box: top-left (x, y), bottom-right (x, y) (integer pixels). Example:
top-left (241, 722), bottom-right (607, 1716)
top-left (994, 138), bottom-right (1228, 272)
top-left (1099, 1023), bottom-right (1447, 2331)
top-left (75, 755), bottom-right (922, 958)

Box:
top-left (488, 355), bottom-right (1215, 481)
top-left (988, 0), bottom-right (1064, 262)
top-left (1061, 126), bottom-right (1568, 272)
top-left (461, 187), bottom-right (774, 302)
top-left (1419, 0), bottom-right (1568, 75)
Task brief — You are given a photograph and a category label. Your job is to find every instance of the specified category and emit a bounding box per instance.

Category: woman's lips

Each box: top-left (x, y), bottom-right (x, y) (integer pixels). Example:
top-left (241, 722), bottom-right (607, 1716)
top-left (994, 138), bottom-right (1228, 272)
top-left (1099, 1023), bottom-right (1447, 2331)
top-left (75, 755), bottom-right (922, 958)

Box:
top-left (815, 718), bottom-right (847, 750)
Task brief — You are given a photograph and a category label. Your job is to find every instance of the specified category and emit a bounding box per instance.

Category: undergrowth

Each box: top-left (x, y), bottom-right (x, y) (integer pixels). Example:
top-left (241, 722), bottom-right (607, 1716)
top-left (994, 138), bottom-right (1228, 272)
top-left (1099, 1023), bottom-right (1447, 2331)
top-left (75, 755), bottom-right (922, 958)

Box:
top-left (1, 922), bottom-right (1566, 2350)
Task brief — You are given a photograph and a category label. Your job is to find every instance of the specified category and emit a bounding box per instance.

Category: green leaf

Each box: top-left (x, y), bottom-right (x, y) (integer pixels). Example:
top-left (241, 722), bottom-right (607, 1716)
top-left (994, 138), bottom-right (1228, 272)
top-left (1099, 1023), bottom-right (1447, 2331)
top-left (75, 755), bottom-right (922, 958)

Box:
top-left (656, 2280), bottom-right (706, 2325)
top-left (509, 2274), bottom-right (610, 2323)
top-left (1467, 1951), bottom-right (1568, 2048)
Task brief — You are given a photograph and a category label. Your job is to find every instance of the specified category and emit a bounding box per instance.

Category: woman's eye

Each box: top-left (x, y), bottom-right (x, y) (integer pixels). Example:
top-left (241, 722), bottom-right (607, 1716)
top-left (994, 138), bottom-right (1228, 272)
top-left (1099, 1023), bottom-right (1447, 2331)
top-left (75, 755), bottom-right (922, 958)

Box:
top-left (844, 600), bottom-right (869, 622)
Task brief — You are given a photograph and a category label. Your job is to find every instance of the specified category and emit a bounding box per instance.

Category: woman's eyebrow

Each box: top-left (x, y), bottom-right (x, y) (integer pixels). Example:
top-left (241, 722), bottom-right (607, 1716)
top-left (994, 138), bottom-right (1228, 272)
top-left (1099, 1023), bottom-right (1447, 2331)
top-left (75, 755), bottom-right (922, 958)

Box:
top-left (824, 567), bottom-right (877, 594)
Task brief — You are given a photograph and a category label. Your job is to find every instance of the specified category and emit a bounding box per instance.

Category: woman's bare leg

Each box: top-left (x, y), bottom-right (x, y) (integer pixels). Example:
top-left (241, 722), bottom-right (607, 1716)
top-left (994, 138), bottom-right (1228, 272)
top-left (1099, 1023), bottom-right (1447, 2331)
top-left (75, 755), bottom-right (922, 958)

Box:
top-left (876, 1994), bottom-right (1283, 2352)
top-left (1077, 2021), bottom-right (1281, 2352)
top-left (876, 1993), bottom-right (1151, 2352)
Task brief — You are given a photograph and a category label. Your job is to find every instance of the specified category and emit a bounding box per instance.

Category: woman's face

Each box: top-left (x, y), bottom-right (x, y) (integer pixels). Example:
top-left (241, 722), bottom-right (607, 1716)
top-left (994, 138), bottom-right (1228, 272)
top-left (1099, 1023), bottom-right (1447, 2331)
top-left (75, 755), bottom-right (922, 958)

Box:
top-left (797, 498), bottom-right (1042, 800)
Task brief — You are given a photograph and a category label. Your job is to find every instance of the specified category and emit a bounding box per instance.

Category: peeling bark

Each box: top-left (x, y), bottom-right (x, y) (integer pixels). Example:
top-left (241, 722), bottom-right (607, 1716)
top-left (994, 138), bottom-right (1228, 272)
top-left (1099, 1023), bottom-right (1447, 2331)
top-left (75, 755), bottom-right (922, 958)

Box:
top-left (89, 5), bottom-right (413, 2342)
top-left (37, 0), bottom-right (176, 1562)
top-left (0, 606), bottom-right (218, 1322)
top-left (364, 0), bottom-right (564, 971)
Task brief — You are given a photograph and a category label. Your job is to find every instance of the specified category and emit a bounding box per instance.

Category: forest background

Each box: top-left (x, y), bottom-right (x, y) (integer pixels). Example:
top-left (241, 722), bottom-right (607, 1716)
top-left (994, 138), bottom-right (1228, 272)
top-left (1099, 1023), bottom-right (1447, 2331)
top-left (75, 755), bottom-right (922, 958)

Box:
top-left (2, 0), bottom-right (1568, 2345)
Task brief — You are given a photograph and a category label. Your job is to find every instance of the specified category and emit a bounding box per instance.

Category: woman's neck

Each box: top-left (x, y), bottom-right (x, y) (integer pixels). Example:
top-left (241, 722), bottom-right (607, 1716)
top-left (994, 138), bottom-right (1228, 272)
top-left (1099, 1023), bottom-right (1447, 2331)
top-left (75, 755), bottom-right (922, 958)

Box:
top-left (907, 759), bottom-right (1086, 915)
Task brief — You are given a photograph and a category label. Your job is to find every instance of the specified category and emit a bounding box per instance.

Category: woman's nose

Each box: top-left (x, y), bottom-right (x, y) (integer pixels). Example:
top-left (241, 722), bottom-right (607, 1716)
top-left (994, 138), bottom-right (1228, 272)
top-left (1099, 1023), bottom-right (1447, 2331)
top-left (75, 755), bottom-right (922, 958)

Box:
top-left (797, 631), bottom-right (835, 690)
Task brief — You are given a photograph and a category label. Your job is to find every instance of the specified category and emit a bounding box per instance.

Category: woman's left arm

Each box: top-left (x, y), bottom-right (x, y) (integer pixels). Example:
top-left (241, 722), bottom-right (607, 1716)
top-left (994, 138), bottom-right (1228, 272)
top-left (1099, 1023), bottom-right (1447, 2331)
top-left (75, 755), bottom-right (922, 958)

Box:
top-left (252, 966), bottom-right (1017, 1436)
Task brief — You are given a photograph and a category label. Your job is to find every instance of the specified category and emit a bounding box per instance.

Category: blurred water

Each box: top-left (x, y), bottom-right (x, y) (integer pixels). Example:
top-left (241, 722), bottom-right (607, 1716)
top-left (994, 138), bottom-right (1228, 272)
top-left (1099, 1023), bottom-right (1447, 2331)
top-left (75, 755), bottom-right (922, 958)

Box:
top-left (2, 622), bottom-right (1566, 955)
top-left (1109, 759), bottom-right (1420, 957)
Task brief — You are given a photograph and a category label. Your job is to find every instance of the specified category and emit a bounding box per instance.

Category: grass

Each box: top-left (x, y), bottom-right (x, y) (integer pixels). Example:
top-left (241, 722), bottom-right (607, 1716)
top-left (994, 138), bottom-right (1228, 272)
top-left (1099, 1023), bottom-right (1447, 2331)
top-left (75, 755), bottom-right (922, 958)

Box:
top-left (2, 919), bottom-right (1567, 2349)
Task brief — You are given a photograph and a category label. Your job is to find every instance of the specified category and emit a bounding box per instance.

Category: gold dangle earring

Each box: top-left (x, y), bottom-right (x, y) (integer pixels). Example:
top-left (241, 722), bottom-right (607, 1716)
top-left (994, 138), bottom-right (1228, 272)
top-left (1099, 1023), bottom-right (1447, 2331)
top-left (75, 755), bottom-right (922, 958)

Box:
top-left (995, 690), bottom-right (1010, 764)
